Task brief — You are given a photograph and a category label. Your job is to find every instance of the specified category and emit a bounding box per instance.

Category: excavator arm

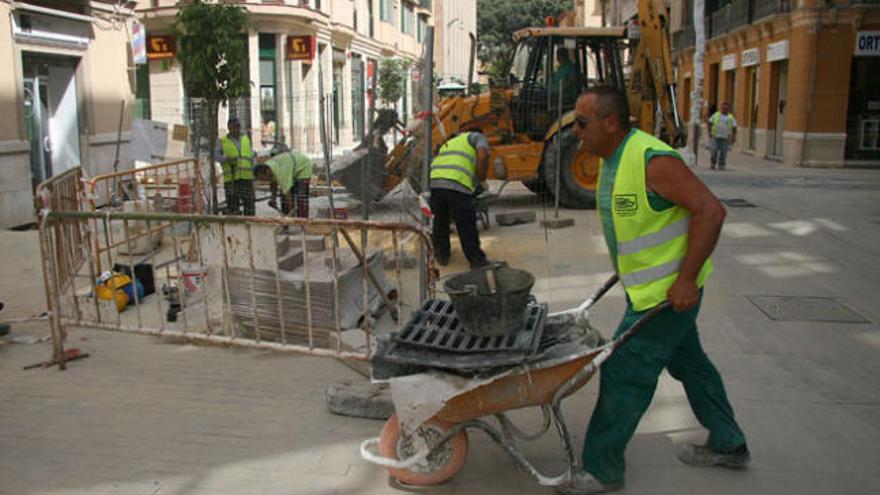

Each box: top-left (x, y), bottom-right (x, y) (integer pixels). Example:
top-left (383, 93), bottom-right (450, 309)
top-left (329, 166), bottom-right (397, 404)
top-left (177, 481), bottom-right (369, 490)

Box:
top-left (628, 0), bottom-right (685, 147)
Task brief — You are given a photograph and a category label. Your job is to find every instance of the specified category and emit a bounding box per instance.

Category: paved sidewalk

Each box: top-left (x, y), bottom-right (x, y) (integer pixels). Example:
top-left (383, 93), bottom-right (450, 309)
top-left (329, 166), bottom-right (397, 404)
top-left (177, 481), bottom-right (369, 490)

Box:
top-left (2, 149), bottom-right (879, 495)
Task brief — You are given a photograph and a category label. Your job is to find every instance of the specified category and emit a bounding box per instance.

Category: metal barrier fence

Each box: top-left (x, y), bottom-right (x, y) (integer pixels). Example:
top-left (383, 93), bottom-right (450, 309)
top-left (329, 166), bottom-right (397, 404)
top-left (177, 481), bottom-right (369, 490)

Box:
top-left (38, 170), bottom-right (435, 369)
top-left (84, 158), bottom-right (206, 274)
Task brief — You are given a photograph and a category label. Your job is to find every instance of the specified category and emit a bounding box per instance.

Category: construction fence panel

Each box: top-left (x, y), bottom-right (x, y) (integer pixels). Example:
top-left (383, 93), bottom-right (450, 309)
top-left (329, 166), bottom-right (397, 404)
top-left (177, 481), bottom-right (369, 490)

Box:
top-left (39, 208), bottom-right (435, 366)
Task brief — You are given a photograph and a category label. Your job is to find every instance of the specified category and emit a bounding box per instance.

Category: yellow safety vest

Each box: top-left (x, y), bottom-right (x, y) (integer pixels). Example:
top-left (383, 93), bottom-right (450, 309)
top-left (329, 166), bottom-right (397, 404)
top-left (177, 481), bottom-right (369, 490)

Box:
top-left (430, 133), bottom-right (477, 192)
top-left (599, 129), bottom-right (713, 311)
top-left (220, 135), bottom-right (254, 183)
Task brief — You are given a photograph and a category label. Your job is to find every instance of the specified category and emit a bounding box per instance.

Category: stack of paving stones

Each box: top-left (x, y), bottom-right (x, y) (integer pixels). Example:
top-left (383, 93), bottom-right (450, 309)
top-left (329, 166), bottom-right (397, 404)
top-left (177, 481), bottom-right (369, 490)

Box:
top-left (228, 227), bottom-right (391, 343)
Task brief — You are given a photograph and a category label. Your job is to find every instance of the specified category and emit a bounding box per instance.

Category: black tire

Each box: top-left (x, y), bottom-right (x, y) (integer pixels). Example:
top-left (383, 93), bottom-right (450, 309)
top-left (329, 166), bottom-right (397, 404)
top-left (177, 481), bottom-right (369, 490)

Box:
top-left (522, 173), bottom-right (549, 195)
top-left (542, 128), bottom-right (596, 209)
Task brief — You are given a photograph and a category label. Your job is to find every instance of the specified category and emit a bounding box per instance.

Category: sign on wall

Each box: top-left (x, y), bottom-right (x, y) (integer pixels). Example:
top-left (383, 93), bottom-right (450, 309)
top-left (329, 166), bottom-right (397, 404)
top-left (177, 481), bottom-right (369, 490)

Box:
top-left (287, 35), bottom-right (315, 62)
top-left (131, 21), bottom-right (146, 64)
top-left (146, 35), bottom-right (175, 60)
top-left (767, 40), bottom-right (789, 62)
top-left (722, 53), bottom-right (737, 71)
top-left (741, 48), bottom-right (760, 67)
top-left (855, 31), bottom-right (880, 56)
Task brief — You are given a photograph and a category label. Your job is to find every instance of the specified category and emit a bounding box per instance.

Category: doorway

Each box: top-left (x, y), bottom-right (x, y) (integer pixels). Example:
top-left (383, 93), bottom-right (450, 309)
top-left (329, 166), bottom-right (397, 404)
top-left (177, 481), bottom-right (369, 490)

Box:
top-left (747, 66), bottom-right (759, 150)
top-left (351, 54), bottom-right (365, 141)
top-left (771, 61), bottom-right (788, 157)
top-left (22, 54), bottom-right (81, 190)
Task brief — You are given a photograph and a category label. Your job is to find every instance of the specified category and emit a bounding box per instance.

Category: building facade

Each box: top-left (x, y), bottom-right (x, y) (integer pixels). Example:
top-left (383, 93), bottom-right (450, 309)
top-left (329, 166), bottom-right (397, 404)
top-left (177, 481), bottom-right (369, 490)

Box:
top-left (0, 0), bottom-right (137, 229)
top-left (136, 0), bottom-right (431, 157)
top-left (433, 0), bottom-right (475, 86)
top-left (671, 0), bottom-right (880, 167)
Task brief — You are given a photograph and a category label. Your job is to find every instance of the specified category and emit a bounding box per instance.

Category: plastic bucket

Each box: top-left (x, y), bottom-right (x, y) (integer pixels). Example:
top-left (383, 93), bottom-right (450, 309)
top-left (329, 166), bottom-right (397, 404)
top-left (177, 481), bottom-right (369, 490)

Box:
top-left (443, 262), bottom-right (535, 337)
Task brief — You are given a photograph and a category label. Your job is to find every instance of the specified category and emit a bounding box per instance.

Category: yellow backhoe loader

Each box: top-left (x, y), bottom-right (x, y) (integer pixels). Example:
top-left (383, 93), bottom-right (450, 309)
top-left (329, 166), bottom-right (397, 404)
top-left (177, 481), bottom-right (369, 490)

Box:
top-left (333, 0), bottom-right (684, 209)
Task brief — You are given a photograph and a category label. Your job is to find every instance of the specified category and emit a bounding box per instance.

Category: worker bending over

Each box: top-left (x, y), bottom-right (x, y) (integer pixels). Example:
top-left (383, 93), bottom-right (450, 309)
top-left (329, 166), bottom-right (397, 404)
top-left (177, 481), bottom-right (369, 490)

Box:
top-left (558, 86), bottom-right (749, 494)
top-left (254, 149), bottom-right (313, 218)
top-left (429, 128), bottom-right (490, 269)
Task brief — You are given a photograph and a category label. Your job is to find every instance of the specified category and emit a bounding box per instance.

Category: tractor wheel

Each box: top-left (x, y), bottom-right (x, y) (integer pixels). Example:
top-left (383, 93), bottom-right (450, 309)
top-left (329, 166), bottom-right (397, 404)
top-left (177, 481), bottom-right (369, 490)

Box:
top-left (522, 173), bottom-right (548, 195)
top-left (378, 413), bottom-right (469, 486)
top-left (542, 127), bottom-right (599, 209)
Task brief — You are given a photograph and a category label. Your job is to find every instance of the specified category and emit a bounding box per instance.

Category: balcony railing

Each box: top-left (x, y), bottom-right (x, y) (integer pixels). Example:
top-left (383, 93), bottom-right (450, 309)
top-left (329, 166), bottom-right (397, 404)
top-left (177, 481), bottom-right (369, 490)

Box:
top-left (672, 26), bottom-right (695, 52)
top-left (708, 0), bottom-right (752, 39)
top-left (752, 0), bottom-right (791, 22)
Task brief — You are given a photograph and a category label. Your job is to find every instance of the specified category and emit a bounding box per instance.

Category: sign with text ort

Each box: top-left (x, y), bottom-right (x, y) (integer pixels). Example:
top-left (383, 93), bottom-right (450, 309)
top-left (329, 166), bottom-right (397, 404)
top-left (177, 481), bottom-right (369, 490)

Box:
top-left (146, 35), bottom-right (175, 60)
top-left (855, 31), bottom-right (880, 56)
top-left (287, 35), bottom-right (315, 62)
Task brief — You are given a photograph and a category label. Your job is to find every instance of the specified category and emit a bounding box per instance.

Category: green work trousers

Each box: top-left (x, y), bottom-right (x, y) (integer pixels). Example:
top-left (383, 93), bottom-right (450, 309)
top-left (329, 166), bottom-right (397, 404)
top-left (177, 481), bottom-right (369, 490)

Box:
top-left (581, 295), bottom-right (746, 485)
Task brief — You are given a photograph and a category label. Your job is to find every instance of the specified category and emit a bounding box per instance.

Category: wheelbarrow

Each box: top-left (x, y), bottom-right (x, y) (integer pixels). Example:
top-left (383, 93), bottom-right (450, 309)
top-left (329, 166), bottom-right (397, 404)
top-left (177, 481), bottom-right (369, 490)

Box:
top-left (360, 274), bottom-right (671, 488)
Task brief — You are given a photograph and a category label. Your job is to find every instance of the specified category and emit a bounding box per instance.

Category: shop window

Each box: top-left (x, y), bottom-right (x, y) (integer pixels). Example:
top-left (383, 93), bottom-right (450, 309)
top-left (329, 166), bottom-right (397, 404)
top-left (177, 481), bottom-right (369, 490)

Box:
top-left (861, 120), bottom-right (880, 150)
top-left (259, 33), bottom-right (277, 144)
top-left (135, 64), bottom-right (151, 120)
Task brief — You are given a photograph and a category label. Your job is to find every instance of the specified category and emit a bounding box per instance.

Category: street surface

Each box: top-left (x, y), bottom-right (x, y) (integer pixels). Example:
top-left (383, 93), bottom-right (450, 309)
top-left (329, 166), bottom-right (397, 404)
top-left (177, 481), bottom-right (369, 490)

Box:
top-left (2, 148), bottom-right (879, 494)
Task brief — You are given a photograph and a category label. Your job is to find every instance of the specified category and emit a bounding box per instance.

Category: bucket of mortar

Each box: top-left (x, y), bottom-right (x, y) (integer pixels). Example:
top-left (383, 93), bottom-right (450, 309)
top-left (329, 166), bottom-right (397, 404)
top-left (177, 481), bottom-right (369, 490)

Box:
top-left (443, 262), bottom-right (535, 337)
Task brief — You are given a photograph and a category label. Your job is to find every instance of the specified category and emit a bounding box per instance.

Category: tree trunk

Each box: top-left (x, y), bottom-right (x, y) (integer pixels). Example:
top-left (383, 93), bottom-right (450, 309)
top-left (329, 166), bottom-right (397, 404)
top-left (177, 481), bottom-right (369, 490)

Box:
top-left (207, 100), bottom-right (220, 213)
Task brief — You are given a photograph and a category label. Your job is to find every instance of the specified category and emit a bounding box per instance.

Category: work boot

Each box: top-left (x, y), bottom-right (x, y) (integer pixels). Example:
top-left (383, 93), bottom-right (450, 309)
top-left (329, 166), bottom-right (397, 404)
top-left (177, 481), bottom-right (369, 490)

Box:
top-left (678, 443), bottom-right (750, 469)
top-left (555, 471), bottom-right (623, 495)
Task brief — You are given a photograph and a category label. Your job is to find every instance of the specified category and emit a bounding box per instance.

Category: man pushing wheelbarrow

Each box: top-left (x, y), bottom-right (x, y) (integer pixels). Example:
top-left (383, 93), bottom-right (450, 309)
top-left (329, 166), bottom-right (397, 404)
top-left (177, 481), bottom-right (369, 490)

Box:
top-left (362, 86), bottom-right (749, 493)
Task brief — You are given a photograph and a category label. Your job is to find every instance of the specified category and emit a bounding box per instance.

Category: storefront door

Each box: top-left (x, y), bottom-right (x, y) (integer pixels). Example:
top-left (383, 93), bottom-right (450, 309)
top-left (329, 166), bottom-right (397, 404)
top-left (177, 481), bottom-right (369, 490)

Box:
top-left (772, 62), bottom-right (788, 157)
top-left (22, 55), bottom-right (81, 189)
top-left (747, 66), bottom-right (759, 150)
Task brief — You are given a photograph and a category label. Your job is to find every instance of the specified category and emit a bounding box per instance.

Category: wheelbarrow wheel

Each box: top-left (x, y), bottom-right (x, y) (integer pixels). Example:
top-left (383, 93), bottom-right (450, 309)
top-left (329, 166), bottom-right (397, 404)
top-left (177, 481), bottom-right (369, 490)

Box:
top-left (378, 413), bottom-right (468, 486)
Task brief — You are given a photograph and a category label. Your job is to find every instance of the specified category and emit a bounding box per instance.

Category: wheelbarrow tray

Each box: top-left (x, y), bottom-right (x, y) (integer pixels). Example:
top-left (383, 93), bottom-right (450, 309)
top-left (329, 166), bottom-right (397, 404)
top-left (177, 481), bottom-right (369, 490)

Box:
top-left (435, 343), bottom-right (605, 423)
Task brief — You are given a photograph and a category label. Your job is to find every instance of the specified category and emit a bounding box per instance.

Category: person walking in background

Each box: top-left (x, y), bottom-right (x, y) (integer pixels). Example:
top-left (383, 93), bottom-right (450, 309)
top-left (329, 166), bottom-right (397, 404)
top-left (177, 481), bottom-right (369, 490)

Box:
top-left (709, 102), bottom-right (737, 170)
top-left (217, 117), bottom-right (256, 215)
top-left (558, 86), bottom-right (749, 494)
top-left (254, 148), bottom-right (312, 218)
top-left (429, 128), bottom-right (491, 269)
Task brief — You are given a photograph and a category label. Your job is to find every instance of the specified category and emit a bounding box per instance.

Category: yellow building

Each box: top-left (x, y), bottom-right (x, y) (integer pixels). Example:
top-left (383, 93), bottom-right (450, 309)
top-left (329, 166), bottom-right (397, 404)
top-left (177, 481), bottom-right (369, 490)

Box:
top-left (0, 0), bottom-right (137, 229)
top-left (136, 0), bottom-right (431, 156)
top-left (671, 0), bottom-right (880, 167)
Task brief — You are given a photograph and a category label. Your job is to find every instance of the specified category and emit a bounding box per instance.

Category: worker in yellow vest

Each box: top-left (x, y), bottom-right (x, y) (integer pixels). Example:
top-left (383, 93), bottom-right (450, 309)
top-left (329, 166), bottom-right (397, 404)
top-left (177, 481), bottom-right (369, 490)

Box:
top-left (557, 86), bottom-right (749, 494)
top-left (217, 117), bottom-right (255, 215)
top-left (254, 149), bottom-right (313, 218)
top-left (429, 128), bottom-right (490, 269)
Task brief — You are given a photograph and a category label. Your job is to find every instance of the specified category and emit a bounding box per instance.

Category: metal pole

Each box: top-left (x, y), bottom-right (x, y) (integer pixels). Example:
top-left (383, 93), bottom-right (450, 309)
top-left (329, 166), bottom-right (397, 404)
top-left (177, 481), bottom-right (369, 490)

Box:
top-left (691, 0), bottom-right (706, 168)
top-left (554, 79), bottom-right (563, 219)
top-left (318, 58), bottom-right (337, 219)
top-left (419, 26), bottom-right (434, 303)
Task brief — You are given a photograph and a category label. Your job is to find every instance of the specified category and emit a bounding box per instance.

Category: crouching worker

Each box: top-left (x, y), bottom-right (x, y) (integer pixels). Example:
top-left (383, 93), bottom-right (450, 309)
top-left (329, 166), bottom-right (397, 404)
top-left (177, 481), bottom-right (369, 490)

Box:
top-left (254, 149), bottom-right (313, 218)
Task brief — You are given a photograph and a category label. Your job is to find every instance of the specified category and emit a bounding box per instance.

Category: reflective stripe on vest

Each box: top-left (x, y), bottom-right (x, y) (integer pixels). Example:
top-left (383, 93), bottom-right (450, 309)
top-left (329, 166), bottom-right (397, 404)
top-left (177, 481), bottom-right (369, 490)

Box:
top-left (430, 133), bottom-right (477, 191)
top-left (220, 135), bottom-right (254, 182)
top-left (599, 129), bottom-right (712, 311)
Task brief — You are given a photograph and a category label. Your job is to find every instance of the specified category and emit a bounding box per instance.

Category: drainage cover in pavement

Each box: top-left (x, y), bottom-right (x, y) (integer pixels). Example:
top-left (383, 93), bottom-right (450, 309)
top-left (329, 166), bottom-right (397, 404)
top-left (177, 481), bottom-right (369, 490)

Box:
top-left (721, 198), bottom-right (757, 207)
top-left (747, 295), bottom-right (869, 323)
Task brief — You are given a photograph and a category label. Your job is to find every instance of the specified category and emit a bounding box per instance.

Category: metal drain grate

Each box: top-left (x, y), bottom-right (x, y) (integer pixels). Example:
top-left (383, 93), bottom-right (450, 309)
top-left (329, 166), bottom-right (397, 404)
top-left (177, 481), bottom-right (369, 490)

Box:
top-left (747, 295), bottom-right (869, 323)
top-left (393, 299), bottom-right (547, 353)
top-left (721, 198), bottom-right (757, 207)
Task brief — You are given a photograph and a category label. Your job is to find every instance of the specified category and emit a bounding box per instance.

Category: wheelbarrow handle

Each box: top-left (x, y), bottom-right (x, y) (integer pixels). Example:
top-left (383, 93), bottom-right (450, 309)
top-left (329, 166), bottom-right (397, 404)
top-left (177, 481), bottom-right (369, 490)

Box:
top-left (611, 300), bottom-right (673, 352)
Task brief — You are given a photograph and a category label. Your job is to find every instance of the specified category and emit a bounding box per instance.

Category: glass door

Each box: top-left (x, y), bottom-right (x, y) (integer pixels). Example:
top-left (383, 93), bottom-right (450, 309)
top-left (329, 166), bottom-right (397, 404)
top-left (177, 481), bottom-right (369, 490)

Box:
top-left (23, 76), bottom-right (52, 190)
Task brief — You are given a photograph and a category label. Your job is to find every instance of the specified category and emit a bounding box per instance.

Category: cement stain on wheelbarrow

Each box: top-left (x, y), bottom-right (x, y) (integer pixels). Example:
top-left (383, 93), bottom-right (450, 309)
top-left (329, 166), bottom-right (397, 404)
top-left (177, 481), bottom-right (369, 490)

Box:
top-left (747, 295), bottom-right (870, 323)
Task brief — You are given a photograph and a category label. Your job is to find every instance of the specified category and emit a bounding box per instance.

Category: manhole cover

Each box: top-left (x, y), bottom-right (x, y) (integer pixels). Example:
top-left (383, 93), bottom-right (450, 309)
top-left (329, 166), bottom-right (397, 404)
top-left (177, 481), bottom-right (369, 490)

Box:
top-left (747, 295), bottom-right (869, 323)
top-left (721, 198), bottom-right (756, 207)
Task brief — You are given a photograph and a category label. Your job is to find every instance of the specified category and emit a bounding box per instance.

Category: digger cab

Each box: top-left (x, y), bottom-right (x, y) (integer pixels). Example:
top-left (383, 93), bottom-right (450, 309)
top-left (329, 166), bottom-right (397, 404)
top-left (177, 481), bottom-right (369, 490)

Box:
top-left (505, 27), bottom-right (627, 140)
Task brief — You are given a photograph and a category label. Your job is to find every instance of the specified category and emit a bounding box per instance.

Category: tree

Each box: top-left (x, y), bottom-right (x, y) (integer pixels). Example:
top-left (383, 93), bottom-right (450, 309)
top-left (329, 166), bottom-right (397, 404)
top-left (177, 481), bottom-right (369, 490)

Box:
top-left (476, 0), bottom-right (573, 79)
top-left (377, 57), bottom-right (411, 108)
top-left (172, 0), bottom-right (250, 212)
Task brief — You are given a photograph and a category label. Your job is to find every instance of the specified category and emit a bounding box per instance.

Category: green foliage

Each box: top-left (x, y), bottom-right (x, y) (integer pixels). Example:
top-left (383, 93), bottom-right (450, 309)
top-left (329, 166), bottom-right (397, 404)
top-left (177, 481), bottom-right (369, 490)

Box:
top-left (172, 0), bottom-right (250, 102)
top-left (476, 0), bottom-right (573, 78)
top-left (377, 57), bottom-right (411, 107)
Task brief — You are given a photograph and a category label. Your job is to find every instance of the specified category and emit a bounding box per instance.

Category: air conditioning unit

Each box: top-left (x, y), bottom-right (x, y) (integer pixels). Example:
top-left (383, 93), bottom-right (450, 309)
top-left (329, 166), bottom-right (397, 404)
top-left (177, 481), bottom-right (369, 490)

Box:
top-left (12, 5), bottom-right (92, 50)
